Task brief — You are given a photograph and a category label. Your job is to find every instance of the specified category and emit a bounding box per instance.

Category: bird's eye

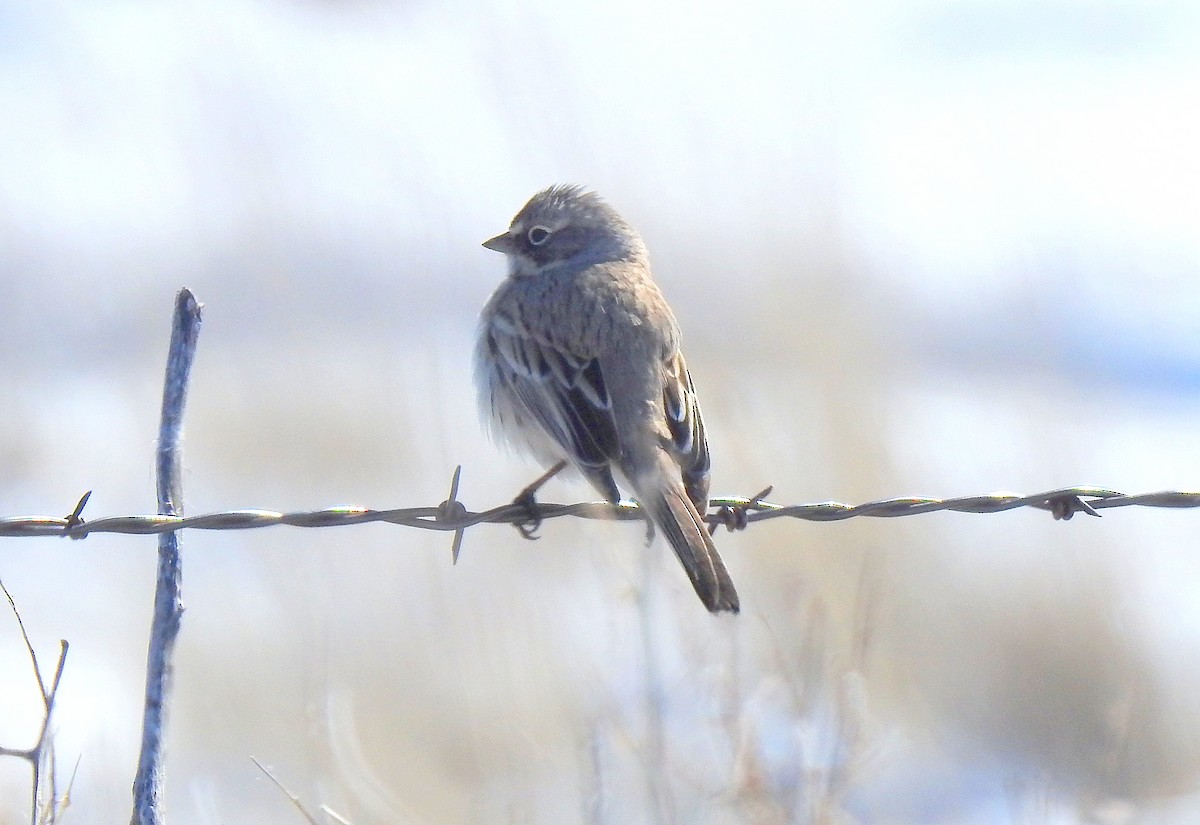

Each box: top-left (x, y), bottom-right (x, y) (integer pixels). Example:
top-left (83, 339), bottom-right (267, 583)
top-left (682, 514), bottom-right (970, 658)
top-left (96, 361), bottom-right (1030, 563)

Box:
top-left (527, 225), bottom-right (552, 246)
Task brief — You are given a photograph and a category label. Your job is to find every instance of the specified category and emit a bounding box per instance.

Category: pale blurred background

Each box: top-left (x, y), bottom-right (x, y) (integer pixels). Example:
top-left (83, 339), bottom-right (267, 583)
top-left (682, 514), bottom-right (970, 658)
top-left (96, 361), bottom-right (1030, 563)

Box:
top-left (1, 0), bottom-right (1199, 822)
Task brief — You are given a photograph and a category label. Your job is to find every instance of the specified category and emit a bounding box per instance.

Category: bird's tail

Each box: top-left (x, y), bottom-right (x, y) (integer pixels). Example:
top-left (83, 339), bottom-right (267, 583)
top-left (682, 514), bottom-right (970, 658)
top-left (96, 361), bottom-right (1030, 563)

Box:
top-left (638, 467), bottom-right (739, 614)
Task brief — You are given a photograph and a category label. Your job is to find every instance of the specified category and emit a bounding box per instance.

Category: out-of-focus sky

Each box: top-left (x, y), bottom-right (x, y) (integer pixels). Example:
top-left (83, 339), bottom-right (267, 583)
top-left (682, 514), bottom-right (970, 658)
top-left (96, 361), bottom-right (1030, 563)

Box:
top-left (2, 0), bottom-right (1199, 823)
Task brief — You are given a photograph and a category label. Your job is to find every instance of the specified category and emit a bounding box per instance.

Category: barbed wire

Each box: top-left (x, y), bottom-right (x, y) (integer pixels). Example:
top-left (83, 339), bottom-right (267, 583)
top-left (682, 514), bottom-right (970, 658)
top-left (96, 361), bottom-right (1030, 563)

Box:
top-left (21, 287), bottom-right (1194, 821)
top-left (2, 471), bottom-right (1198, 543)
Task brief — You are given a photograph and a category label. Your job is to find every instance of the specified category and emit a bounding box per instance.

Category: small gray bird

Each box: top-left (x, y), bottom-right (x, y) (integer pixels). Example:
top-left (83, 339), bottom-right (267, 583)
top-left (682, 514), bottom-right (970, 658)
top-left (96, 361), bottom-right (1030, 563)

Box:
top-left (475, 185), bottom-right (739, 613)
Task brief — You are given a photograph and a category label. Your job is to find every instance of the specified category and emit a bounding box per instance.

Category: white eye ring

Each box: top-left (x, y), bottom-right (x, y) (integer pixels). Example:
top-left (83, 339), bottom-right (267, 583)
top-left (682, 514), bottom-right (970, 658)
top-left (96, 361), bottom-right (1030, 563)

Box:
top-left (527, 225), bottom-right (552, 246)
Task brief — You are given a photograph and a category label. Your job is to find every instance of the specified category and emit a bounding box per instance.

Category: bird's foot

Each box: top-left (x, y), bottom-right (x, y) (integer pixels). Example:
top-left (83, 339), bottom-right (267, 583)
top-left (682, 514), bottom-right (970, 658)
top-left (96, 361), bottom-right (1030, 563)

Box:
top-left (707, 485), bottom-right (774, 534)
top-left (511, 460), bottom-right (567, 540)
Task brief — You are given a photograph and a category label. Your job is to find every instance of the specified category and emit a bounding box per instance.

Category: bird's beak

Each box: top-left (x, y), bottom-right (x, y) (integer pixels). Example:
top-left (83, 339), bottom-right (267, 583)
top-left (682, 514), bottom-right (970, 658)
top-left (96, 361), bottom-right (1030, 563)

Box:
top-left (482, 232), bottom-right (517, 254)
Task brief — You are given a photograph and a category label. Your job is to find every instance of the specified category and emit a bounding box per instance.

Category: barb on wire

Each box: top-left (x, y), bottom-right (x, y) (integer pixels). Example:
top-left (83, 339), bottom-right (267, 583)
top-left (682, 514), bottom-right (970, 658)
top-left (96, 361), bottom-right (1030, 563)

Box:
top-left (62, 491), bottom-right (91, 538)
top-left (2, 473), bottom-right (1199, 542)
top-left (440, 465), bottom-right (468, 563)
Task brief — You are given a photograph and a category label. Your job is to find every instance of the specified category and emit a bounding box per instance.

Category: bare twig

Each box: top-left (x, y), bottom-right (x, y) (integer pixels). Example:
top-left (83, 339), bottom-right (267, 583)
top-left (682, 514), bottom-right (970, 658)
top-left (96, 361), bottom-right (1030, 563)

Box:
top-left (55, 756), bottom-right (82, 821)
top-left (252, 757), bottom-right (353, 824)
top-left (0, 578), bottom-right (71, 825)
top-left (2, 579), bottom-right (48, 701)
top-left (130, 288), bottom-right (202, 825)
top-left (251, 758), bottom-right (322, 825)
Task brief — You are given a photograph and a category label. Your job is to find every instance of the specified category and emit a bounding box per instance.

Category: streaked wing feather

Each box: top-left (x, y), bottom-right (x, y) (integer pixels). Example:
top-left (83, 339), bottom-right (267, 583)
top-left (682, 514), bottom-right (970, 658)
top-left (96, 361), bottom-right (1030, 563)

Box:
top-left (663, 353), bottom-right (711, 511)
top-left (487, 321), bottom-right (620, 471)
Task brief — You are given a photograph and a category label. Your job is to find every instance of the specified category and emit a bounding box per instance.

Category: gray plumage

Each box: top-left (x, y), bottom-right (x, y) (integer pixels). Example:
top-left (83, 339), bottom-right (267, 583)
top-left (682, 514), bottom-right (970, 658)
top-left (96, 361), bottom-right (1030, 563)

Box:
top-left (475, 185), bottom-right (739, 613)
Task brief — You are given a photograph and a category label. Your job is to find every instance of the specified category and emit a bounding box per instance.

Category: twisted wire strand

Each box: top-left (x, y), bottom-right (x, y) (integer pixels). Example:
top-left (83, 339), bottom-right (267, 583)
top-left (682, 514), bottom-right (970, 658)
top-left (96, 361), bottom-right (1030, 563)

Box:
top-left (2, 480), bottom-right (1198, 540)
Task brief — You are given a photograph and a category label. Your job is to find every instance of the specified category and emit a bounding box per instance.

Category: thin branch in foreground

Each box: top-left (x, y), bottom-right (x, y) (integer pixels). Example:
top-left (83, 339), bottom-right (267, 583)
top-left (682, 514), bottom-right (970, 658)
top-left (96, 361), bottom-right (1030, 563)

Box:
top-left (252, 757), bottom-right (353, 825)
top-left (50, 756), bottom-right (82, 823)
top-left (0, 578), bottom-right (71, 825)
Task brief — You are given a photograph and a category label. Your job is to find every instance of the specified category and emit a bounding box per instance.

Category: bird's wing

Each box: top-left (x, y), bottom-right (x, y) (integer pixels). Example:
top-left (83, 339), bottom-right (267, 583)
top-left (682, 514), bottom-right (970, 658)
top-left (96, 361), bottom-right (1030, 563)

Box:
top-left (661, 351), bottom-right (711, 512)
top-left (485, 313), bottom-right (621, 482)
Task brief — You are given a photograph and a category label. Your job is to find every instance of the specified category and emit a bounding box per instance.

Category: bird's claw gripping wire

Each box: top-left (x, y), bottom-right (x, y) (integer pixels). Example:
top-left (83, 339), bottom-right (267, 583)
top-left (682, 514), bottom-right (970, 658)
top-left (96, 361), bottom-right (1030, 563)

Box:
top-left (708, 485), bottom-right (774, 534)
top-left (511, 461), bottom-right (567, 540)
top-left (1045, 493), bottom-right (1101, 521)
